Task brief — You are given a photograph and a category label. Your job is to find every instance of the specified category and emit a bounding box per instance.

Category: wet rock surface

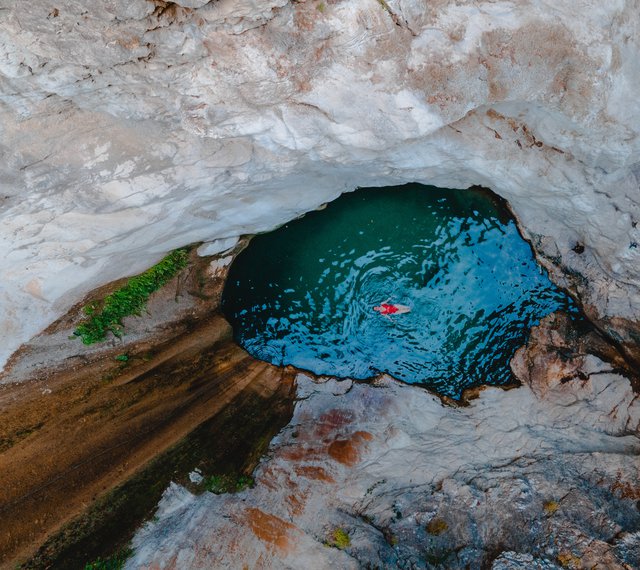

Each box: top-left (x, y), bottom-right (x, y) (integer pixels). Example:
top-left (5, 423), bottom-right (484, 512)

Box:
top-left (127, 315), bottom-right (640, 569)
top-left (0, 311), bottom-right (296, 568)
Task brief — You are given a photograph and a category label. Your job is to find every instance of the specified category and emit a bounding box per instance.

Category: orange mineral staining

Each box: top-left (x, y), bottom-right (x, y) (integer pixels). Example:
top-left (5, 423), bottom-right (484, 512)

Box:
top-left (245, 508), bottom-right (298, 554)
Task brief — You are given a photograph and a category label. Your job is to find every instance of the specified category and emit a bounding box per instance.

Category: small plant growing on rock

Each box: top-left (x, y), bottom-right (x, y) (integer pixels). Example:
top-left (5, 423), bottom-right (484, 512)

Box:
top-left (84, 546), bottom-right (133, 570)
top-left (204, 473), bottom-right (254, 494)
top-left (327, 527), bottom-right (351, 549)
top-left (74, 248), bottom-right (189, 344)
top-left (382, 526), bottom-right (398, 546)
top-left (557, 551), bottom-right (582, 568)
top-left (543, 500), bottom-right (559, 515)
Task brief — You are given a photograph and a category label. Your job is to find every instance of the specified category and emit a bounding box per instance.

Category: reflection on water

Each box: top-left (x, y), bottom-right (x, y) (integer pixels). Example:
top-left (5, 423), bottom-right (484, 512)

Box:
top-left (222, 184), bottom-right (576, 398)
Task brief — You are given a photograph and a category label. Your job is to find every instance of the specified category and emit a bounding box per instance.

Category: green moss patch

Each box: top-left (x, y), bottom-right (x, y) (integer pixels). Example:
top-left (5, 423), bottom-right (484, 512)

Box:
top-left (84, 547), bottom-right (133, 570)
top-left (328, 527), bottom-right (351, 549)
top-left (74, 248), bottom-right (189, 345)
top-left (204, 473), bottom-right (254, 494)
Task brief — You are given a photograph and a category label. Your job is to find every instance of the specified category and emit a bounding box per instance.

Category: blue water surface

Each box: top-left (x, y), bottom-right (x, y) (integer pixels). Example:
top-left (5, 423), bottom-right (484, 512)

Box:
top-left (222, 184), bottom-right (576, 398)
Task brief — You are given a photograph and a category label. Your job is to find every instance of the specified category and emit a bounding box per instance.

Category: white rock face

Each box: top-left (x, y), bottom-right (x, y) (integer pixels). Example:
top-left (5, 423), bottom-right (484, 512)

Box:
top-left (1, 0), bottom-right (640, 368)
top-left (126, 371), bottom-right (640, 569)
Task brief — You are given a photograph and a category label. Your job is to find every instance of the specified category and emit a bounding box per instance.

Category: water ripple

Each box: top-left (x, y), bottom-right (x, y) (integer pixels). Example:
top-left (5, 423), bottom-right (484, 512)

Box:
top-left (222, 184), bottom-right (577, 398)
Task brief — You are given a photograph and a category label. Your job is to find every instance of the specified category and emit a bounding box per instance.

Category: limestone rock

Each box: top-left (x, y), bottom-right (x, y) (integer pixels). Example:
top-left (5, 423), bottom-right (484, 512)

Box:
top-left (126, 363), bottom-right (640, 569)
top-left (172, 0), bottom-right (211, 8)
top-left (1, 0), bottom-right (640, 370)
top-left (196, 236), bottom-right (240, 257)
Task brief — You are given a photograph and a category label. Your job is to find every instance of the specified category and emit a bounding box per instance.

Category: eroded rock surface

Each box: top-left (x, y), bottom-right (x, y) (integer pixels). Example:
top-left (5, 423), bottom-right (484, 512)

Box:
top-left (127, 316), bottom-right (640, 569)
top-left (1, 0), bottom-right (640, 369)
top-left (0, 311), bottom-right (297, 568)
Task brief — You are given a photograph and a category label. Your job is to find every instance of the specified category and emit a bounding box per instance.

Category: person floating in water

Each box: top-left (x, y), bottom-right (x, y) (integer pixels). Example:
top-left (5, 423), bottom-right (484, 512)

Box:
top-left (374, 298), bottom-right (411, 317)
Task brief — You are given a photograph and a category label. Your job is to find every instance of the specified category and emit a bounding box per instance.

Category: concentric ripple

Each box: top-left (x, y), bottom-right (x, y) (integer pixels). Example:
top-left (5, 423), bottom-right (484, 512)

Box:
top-left (222, 184), bottom-right (576, 398)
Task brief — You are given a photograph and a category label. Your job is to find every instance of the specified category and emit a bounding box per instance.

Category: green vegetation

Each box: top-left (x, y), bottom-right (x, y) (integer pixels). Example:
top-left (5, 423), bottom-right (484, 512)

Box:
top-left (204, 473), bottom-right (254, 494)
top-left (328, 527), bottom-right (351, 549)
top-left (114, 354), bottom-right (129, 362)
top-left (84, 547), bottom-right (133, 570)
top-left (74, 248), bottom-right (189, 344)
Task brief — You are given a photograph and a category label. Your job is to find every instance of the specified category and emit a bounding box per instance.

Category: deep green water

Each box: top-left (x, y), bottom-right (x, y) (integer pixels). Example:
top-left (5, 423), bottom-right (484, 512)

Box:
top-left (222, 184), bottom-right (576, 398)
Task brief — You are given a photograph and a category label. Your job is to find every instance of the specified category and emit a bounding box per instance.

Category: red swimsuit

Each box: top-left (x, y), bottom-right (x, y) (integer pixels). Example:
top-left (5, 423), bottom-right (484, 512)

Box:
top-left (379, 303), bottom-right (398, 315)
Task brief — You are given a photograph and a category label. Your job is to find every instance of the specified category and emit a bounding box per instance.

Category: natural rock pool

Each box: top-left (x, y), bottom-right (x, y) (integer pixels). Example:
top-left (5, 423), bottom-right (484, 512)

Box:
top-left (222, 184), bottom-right (577, 398)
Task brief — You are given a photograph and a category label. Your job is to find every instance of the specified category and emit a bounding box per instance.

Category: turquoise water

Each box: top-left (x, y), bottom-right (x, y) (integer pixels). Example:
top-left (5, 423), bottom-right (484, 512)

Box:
top-left (222, 184), bottom-right (576, 398)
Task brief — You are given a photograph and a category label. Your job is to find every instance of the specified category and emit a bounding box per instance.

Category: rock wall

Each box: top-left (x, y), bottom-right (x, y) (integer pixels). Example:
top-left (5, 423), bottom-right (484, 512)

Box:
top-left (1, 0), bottom-right (640, 369)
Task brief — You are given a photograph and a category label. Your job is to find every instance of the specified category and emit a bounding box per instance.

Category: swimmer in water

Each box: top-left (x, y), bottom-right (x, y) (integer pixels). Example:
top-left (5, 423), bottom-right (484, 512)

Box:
top-left (373, 298), bottom-right (411, 318)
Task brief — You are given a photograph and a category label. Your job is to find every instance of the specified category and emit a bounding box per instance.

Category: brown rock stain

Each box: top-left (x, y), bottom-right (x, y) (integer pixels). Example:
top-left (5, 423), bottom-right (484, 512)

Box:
top-left (115, 36), bottom-right (141, 50)
top-left (486, 108), bottom-right (506, 122)
top-left (293, 1), bottom-right (322, 32)
top-left (610, 476), bottom-right (640, 500)
top-left (280, 445), bottom-right (325, 462)
top-left (315, 408), bottom-right (356, 438)
top-left (255, 464), bottom-right (280, 491)
top-left (286, 488), bottom-right (312, 517)
top-left (287, 493), bottom-right (304, 516)
top-left (245, 508), bottom-right (298, 554)
top-left (294, 465), bottom-right (335, 483)
top-left (327, 431), bottom-right (373, 466)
